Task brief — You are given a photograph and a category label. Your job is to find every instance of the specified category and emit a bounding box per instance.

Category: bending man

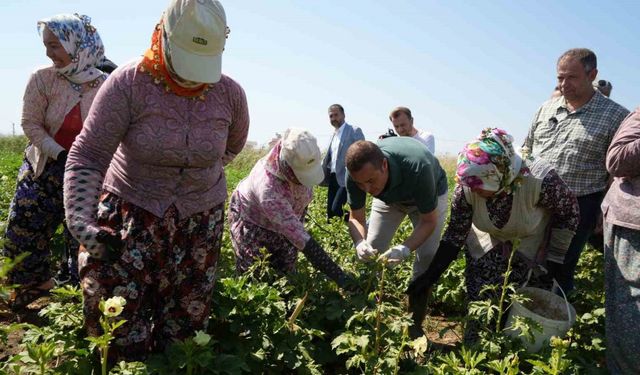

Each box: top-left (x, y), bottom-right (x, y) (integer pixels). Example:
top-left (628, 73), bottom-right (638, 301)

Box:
top-left (344, 138), bottom-right (448, 338)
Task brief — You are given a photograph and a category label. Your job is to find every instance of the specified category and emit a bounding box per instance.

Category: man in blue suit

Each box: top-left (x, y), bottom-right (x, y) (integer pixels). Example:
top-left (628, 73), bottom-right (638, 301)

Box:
top-left (321, 104), bottom-right (365, 221)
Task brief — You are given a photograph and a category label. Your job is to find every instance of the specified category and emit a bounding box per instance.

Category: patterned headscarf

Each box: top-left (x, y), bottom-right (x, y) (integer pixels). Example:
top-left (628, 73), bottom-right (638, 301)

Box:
top-left (456, 128), bottom-right (523, 194)
top-left (37, 14), bottom-right (105, 84)
top-left (263, 141), bottom-right (302, 185)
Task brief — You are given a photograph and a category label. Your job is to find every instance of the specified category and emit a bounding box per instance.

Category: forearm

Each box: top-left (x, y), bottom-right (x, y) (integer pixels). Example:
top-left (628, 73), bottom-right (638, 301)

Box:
top-left (607, 110), bottom-right (640, 177)
top-left (63, 167), bottom-right (106, 257)
top-left (21, 72), bottom-right (63, 158)
top-left (607, 139), bottom-right (640, 177)
top-left (224, 83), bottom-right (250, 164)
top-left (403, 211), bottom-right (437, 251)
top-left (547, 228), bottom-right (575, 264)
top-left (302, 237), bottom-right (348, 286)
top-left (22, 123), bottom-right (64, 159)
top-left (347, 208), bottom-right (367, 244)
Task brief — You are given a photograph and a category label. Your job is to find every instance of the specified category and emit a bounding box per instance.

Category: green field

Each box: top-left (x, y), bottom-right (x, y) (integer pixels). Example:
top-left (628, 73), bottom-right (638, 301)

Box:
top-left (0, 135), bottom-right (607, 374)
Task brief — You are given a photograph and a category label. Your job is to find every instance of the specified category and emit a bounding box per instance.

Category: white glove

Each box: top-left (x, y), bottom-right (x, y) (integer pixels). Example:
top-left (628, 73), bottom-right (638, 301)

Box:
top-left (379, 245), bottom-right (411, 268)
top-left (355, 240), bottom-right (378, 262)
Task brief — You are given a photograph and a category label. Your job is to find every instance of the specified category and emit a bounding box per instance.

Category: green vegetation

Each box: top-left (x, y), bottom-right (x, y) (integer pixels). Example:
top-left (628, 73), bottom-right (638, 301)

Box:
top-left (0, 139), bottom-right (607, 374)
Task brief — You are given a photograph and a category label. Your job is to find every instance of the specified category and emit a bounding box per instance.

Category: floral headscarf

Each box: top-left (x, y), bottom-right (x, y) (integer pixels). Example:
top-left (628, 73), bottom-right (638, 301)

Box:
top-left (456, 128), bottom-right (523, 194)
top-left (37, 14), bottom-right (105, 84)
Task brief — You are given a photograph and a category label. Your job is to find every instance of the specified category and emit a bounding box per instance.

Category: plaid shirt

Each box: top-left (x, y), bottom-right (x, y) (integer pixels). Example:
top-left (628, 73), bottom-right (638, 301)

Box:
top-left (523, 91), bottom-right (629, 196)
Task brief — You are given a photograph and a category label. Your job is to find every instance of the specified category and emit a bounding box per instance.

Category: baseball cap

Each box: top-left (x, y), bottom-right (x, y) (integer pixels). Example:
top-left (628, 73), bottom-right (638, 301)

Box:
top-left (163, 0), bottom-right (227, 83)
top-left (280, 128), bottom-right (324, 188)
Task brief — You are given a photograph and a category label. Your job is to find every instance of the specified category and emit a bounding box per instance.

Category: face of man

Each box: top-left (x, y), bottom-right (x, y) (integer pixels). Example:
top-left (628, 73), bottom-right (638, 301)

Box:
top-left (349, 160), bottom-right (389, 197)
top-left (328, 107), bottom-right (345, 128)
top-left (391, 112), bottom-right (416, 137)
top-left (557, 57), bottom-right (597, 104)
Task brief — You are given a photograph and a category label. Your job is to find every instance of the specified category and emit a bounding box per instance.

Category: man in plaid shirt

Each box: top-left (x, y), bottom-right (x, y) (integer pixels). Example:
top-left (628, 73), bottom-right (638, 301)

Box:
top-left (523, 48), bottom-right (629, 293)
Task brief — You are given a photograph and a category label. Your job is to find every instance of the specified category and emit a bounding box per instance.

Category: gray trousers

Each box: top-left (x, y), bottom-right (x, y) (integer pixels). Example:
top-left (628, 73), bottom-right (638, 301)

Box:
top-left (604, 221), bottom-right (640, 375)
top-left (368, 192), bottom-right (449, 280)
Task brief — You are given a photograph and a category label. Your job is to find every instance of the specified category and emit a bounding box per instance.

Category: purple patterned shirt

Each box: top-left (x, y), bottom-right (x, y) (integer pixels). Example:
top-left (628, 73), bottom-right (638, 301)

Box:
top-left (67, 59), bottom-right (249, 218)
top-left (233, 143), bottom-right (312, 249)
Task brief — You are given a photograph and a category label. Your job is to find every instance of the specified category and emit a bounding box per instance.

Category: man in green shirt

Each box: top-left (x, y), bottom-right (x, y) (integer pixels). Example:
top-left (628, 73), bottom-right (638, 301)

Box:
top-left (345, 137), bottom-right (448, 338)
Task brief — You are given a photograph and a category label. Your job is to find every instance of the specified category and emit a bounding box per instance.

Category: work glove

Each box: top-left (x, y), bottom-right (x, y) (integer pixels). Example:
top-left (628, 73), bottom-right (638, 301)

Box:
top-left (539, 260), bottom-right (563, 285)
top-left (355, 239), bottom-right (378, 262)
top-left (56, 149), bottom-right (68, 161)
top-left (303, 237), bottom-right (357, 292)
top-left (378, 244), bottom-right (411, 268)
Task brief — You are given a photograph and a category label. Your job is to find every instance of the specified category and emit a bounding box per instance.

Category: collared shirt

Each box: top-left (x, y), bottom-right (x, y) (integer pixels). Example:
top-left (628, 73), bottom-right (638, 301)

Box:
top-left (523, 91), bottom-right (629, 196)
top-left (67, 59), bottom-right (250, 218)
top-left (346, 137), bottom-right (448, 213)
top-left (329, 122), bottom-right (346, 173)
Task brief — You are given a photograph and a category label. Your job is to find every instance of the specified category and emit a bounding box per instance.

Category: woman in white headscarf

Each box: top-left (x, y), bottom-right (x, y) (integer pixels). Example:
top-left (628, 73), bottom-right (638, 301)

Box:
top-left (3, 14), bottom-right (107, 310)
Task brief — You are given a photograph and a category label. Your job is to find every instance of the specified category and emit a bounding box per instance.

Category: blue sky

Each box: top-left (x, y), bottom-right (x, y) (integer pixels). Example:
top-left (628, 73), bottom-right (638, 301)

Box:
top-left (2, 0), bottom-right (639, 155)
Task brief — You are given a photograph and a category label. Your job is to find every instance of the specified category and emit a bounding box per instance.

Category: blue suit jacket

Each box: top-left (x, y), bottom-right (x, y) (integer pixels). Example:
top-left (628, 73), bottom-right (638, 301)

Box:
top-left (321, 123), bottom-right (365, 187)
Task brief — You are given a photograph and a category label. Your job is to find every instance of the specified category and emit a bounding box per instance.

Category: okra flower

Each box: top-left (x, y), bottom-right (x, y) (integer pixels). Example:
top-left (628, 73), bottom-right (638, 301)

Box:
top-left (193, 330), bottom-right (211, 346)
top-left (101, 296), bottom-right (127, 317)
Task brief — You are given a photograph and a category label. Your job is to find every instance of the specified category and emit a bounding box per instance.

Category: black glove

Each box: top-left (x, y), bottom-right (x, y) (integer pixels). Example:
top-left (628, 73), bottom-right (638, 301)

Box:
top-left (543, 260), bottom-right (563, 283)
top-left (96, 229), bottom-right (124, 261)
top-left (57, 149), bottom-right (68, 161)
top-left (406, 240), bottom-right (460, 295)
top-left (302, 237), bottom-right (353, 289)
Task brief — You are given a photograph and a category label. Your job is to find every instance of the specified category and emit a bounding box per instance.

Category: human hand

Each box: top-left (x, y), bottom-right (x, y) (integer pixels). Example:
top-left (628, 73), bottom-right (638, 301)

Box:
top-left (378, 244), bottom-right (411, 268)
top-left (82, 227), bottom-right (123, 260)
top-left (96, 229), bottom-right (124, 250)
top-left (535, 260), bottom-right (563, 285)
top-left (355, 240), bottom-right (378, 262)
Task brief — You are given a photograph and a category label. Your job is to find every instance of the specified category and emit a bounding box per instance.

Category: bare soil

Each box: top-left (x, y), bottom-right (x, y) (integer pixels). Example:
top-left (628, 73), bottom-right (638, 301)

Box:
top-left (424, 314), bottom-right (462, 348)
top-left (0, 295), bottom-right (52, 362)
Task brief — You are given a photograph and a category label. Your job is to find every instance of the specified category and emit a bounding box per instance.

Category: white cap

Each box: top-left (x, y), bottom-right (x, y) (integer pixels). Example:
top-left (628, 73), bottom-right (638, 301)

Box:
top-left (280, 128), bottom-right (324, 188)
top-left (163, 0), bottom-right (227, 83)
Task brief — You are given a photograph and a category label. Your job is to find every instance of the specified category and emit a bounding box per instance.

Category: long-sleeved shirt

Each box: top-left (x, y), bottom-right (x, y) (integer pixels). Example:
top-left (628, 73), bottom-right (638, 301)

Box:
top-left (443, 169), bottom-right (579, 252)
top-left (22, 66), bottom-right (105, 177)
top-left (233, 143), bottom-right (312, 249)
top-left (66, 59), bottom-right (250, 218)
top-left (413, 128), bottom-right (435, 154)
top-left (602, 107), bottom-right (640, 230)
top-left (523, 92), bottom-right (629, 196)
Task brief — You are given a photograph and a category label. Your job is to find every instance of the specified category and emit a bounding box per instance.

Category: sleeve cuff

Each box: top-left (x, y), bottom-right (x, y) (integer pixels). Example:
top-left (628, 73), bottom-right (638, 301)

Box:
top-left (547, 228), bottom-right (576, 264)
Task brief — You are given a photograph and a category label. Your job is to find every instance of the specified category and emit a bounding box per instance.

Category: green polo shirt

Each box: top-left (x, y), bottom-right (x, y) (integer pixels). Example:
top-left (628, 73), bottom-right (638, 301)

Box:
top-left (346, 137), bottom-right (448, 213)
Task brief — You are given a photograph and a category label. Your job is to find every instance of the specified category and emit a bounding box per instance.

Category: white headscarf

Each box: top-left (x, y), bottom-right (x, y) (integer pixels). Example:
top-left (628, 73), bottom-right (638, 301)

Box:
top-left (37, 14), bottom-right (105, 84)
